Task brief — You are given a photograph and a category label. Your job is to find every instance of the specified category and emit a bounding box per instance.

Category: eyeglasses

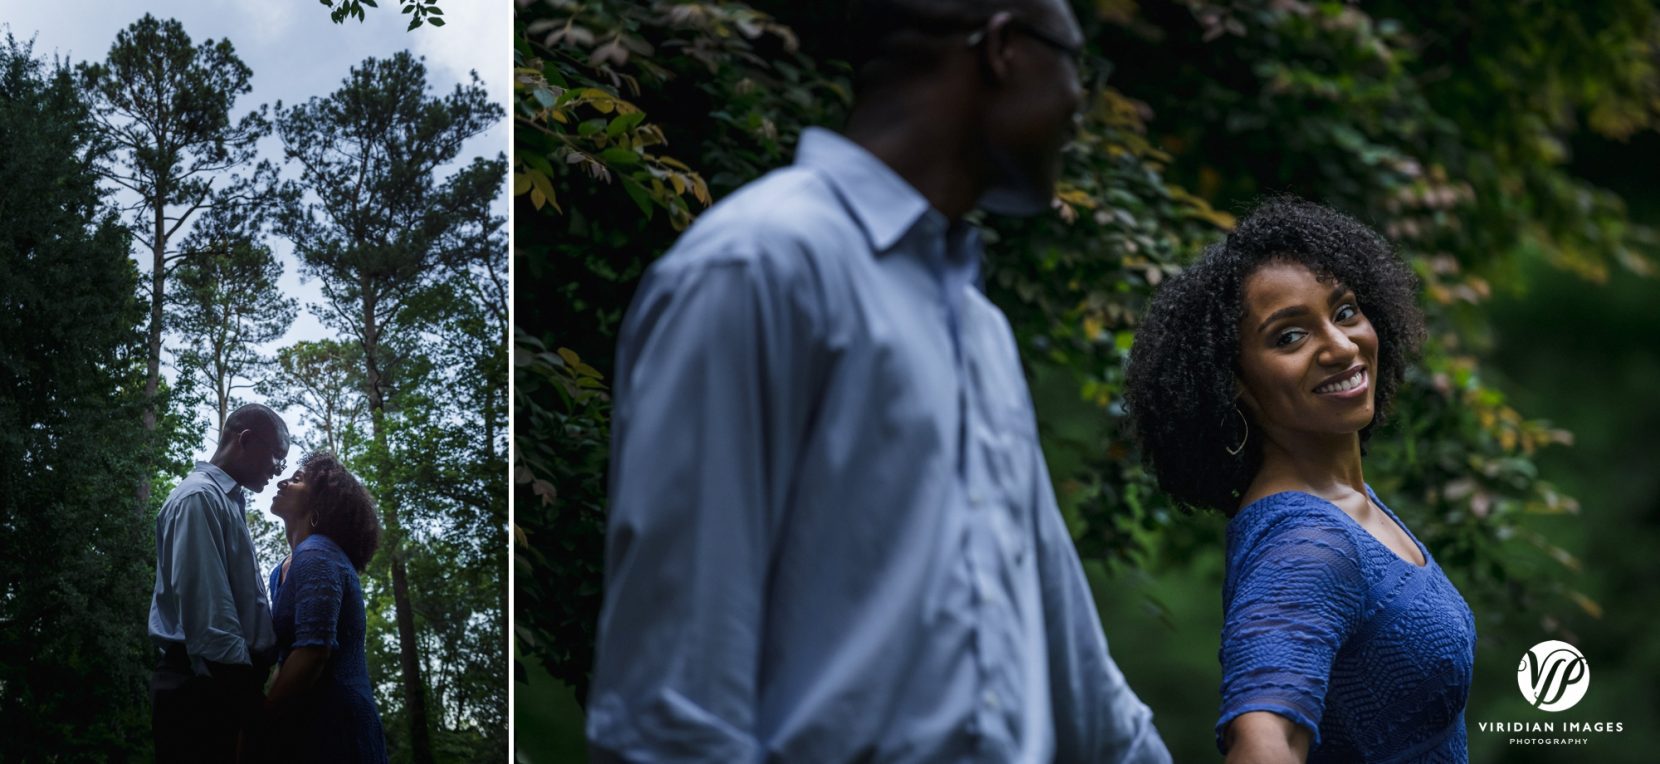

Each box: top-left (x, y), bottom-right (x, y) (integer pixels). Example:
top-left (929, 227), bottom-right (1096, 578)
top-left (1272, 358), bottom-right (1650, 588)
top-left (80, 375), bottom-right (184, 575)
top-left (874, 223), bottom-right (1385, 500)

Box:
top-left (250, 431), bottom-right (287, 474)
top-left (967, 19), bottom-right (1112, 96)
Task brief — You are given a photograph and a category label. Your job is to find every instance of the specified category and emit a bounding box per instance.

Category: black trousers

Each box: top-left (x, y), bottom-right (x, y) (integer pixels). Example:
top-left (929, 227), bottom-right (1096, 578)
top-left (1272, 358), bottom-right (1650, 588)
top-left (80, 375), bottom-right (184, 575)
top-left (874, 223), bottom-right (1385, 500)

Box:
top-left (149, 645), bottom-right (263, 764)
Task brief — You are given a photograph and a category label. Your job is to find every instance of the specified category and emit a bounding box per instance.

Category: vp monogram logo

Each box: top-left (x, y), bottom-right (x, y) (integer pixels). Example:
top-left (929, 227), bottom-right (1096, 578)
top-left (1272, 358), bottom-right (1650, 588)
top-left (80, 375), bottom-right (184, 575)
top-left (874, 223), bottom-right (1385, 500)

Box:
top-left (1517, 640), bottom-right (1590, 712)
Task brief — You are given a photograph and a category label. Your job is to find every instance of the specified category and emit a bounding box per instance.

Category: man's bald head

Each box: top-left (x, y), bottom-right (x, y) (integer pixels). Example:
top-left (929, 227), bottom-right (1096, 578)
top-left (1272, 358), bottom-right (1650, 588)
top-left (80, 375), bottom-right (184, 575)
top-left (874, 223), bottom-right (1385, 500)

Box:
top-left (843, 0), bottom-right (1085, 218)
top-left (219, 403), bottom-right (289, 448)
top-left (848, 0), bottom-right (1068, 88)
top-left (213, 403), bottom-right (291, 493)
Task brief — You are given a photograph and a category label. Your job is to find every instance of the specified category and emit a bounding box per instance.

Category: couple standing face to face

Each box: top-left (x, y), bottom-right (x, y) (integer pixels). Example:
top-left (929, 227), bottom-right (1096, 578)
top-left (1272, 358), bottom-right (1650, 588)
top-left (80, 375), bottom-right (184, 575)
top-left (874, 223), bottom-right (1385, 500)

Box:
top-left (151, 403), bottom-right (388, 764)
top-left (217, 406), bottom-right (318, 533)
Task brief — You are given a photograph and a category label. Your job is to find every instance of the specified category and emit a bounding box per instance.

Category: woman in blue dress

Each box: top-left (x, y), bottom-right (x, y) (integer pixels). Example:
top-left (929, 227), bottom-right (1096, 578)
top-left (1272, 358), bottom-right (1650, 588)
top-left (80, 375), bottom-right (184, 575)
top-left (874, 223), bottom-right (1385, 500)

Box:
top-left (1125, 197), bottom-right (1475, 762)
top-left (260, 451), bottom-right (388, 763)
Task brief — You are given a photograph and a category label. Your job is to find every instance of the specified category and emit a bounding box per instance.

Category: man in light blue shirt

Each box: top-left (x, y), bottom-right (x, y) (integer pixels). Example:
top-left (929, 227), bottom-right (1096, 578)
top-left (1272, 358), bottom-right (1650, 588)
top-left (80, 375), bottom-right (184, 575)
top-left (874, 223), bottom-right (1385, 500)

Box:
top-left (587, 0), bottom-right (1169, 761)
top-left (149, 403), bottom-right (290, 762)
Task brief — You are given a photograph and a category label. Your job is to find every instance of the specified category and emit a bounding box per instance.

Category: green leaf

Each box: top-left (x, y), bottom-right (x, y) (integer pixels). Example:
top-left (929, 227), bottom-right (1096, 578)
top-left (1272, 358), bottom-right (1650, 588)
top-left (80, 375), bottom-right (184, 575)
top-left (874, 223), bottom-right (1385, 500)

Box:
top-left (577, 119), bottom-right (606, 137)
top-left (428, 17), bottom-right (445, 27)
top-left (523, 152), bottom-right (555, 176)
top-left (529, 172), bottom-right (559, 213)
top-left (620, 177), bottom-right (655, 218)
top-left (600, 147), bottom-right (639, 166)
top-left (606, 111), bottom-right (646, 137)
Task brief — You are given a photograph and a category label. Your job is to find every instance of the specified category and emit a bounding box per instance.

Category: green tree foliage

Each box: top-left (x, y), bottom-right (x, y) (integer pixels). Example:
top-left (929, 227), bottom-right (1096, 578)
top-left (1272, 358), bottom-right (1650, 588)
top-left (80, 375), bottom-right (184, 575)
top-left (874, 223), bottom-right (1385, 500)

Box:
top-left (513, 335), bottom-right (608, 703)
top-left (322, 0), bottom-right (449, 31)
top-left (0, 34), bottom-right (157, 759)
top-left (262, 339), bottom-right (370, 459)
top-left (514, 1), bottom-right (1660, 749)
top-left (372, 180), bottom-right (510, 757)
top-left (273, 50), bottom-right (503, 764)
top-left (168, 208), bottom-right (298, 434)
top-left (80, 14), bottom-right (272, 507)
top-left (512, 2), bottom-right (848, 701)
top-left (386, 388), bottom-right (508, 758)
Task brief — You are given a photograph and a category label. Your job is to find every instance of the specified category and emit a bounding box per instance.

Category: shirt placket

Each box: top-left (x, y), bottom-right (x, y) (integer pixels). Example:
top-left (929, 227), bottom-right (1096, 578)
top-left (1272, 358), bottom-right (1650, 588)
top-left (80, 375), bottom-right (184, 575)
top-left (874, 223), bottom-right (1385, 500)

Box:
top-left (922, 224), bottom-right (1021, 757)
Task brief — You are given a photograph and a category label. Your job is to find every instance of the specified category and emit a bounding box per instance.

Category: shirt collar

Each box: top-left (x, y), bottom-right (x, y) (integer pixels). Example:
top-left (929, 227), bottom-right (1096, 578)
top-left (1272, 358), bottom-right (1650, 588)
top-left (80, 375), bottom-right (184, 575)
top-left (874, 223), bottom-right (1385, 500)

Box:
top-left (794, 127), bottom-right (933, 253)
top-left (195, 460), bottom-right (242, 496)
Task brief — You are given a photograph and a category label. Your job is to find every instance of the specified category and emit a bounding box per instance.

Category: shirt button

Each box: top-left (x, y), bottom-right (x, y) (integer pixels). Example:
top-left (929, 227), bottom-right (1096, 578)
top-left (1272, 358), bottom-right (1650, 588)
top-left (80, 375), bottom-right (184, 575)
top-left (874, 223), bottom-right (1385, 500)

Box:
top-left (969, 491), bottom-right (984, 507)
top-left (983, 690), bottom-right (999, 708)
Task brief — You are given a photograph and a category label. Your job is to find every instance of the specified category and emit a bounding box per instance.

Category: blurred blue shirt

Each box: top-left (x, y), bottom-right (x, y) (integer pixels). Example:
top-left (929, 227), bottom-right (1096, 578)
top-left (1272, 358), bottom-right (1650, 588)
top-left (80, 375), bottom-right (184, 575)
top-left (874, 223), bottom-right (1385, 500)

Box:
top-left (148, 461), bottom-right (274, 675)
top-left (587, 128), bottom-right (1168, 763)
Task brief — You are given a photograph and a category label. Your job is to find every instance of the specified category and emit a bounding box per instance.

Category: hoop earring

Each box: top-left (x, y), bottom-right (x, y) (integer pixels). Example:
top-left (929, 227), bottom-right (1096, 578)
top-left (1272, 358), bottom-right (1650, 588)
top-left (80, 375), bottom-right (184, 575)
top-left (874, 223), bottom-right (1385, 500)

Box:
top-left (1226, 406), bottom-right (1249, 456)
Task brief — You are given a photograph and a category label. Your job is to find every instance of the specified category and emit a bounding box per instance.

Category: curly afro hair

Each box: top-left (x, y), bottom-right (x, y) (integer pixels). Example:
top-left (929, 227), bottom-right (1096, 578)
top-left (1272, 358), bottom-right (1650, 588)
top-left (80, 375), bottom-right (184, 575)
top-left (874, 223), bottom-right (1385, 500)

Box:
top-left (1124, 196), bottom-right (1425, 515)
top-left (300, 451), bottom-right (381, 571)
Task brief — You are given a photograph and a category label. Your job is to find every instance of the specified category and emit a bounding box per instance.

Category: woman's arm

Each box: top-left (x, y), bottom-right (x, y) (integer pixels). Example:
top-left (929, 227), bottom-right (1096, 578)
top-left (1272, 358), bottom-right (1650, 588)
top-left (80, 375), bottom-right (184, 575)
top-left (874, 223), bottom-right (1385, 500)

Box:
top-left (246, 646), bottom-right (330, 762)
top-left (1224, 711), bottom-right (1311, 764)
top-left (1215, 506), bottom-right (1368, 759)
top-left (264, 646), bottom-right (329, 708)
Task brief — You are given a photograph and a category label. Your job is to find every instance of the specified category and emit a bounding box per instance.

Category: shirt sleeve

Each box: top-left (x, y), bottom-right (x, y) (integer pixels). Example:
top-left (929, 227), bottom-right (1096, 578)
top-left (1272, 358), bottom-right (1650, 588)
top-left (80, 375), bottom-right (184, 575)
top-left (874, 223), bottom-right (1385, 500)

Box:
top-left (1215, 517), bottom-right (1367, 752)
top-left (1033, 453), bottom-right (1172, 764)
top-left (159, 490), bottom-right (250, 668)
top-left (288, 548), bottom-right (344, 652)
top-left (586, 252), bottom-right (818, 763)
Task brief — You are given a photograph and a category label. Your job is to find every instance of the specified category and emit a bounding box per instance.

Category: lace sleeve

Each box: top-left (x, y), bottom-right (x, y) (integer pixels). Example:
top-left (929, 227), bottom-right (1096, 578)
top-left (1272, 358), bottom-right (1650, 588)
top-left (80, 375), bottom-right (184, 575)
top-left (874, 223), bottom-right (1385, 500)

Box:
top-left (1216, 516), bottom-right (1366, 751)
top-left (288, 548), bottom-right (343, 652)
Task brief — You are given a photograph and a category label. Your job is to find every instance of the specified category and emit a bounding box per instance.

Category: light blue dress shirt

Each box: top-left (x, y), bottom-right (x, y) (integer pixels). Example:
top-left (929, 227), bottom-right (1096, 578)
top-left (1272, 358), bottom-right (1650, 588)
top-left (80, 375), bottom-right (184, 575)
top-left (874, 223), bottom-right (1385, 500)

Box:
top-left (148, 460), bottom-right (275, 675)
top-left (588, 128), bottom-right (1169, 763)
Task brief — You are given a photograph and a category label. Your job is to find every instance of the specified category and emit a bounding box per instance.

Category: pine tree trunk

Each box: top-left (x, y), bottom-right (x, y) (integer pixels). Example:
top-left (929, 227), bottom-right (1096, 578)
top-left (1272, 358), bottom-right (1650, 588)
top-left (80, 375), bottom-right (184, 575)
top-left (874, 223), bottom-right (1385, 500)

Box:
top-left (138, 198), bottom-right (167, 510)
top-left (363, 288), bottom-right (435, 764)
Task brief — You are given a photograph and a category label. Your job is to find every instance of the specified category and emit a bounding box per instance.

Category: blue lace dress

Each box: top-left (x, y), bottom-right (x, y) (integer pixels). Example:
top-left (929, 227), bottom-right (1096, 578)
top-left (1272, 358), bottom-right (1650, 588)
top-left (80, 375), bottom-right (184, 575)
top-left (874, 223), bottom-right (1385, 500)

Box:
top-left (1217, 489), bottom-right (1475, 763)
top-left (269, 534), bottom-right (388, 764)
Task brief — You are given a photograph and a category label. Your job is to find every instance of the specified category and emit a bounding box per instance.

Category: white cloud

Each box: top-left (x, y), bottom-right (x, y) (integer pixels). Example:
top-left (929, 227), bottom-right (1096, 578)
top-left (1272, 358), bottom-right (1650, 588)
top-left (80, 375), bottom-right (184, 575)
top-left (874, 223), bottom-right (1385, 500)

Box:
top-left (410, 0), bottom-right (512, 111)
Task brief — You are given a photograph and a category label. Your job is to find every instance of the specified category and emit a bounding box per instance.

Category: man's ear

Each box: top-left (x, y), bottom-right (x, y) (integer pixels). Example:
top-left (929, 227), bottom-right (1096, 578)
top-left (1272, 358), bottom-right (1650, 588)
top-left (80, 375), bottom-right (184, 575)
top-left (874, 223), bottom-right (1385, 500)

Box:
top-left (978, 11), bottom-right (1017, 84)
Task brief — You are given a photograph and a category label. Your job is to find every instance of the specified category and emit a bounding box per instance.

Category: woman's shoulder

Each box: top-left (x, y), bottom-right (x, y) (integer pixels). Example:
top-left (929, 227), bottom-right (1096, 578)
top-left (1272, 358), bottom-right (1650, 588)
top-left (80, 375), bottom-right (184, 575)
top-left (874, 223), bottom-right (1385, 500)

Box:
top-left (293, 534), bottom-right (351, 569)
top-left (1223, 491), bottom-right (1376, 619)
top-left (1231, 490), bottom-right (1358, 536)
top-left (1227, 491), bottom-right (1369, 570)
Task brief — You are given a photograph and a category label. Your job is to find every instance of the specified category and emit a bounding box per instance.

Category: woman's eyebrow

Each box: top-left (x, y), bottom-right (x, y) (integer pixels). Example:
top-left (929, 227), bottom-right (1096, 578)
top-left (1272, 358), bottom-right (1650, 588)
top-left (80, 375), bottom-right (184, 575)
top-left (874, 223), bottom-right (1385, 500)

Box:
top-left (1256, 305), bottom-right (1309, 335)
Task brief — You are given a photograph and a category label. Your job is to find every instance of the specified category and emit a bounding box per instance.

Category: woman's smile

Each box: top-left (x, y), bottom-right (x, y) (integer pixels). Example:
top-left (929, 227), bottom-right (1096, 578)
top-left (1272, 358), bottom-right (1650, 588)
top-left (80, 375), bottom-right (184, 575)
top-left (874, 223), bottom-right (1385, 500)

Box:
top-left (1313, 365), bottom-right (1368, 398)
top-left (1236, 261), bottom-right (1381, 438)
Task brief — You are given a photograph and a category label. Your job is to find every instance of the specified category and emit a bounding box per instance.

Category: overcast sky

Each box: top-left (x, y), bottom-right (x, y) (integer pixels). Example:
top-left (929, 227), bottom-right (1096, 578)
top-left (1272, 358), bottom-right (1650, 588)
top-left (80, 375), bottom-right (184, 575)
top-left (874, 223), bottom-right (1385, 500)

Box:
top-left (2, 0), bottom-right (511, 517)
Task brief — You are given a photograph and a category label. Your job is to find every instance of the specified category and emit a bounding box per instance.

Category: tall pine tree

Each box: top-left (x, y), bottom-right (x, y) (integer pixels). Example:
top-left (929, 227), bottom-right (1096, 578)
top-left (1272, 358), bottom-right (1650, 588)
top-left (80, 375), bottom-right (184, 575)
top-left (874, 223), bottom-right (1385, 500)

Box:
top-left (80, 14), bottom-right (270, 507)
top-left (274, 51), bottom-right (499, 764)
